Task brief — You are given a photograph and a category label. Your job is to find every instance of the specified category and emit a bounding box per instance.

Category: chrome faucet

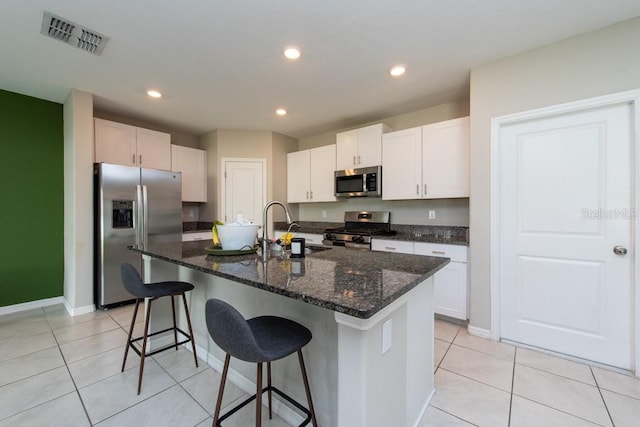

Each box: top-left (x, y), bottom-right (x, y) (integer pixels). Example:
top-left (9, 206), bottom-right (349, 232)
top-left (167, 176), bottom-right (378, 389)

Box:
top-left (262, 201), bottom-right (293, 260)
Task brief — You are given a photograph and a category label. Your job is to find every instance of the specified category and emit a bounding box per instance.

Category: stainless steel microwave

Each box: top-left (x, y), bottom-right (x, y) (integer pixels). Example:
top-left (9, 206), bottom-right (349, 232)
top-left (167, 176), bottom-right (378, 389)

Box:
top-left (335, 165), bottom-right (382, 198)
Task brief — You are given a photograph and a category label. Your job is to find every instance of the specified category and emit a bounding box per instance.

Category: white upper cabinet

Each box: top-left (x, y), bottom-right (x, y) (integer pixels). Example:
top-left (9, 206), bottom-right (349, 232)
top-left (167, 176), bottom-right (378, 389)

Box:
top-left (336, 123), bottom-right (389, 170)
top-left (287, 145), bottom-right (337, 203)
top-left (94, 118), bottom-right (171, 170)
top-left (382, 116), bottom-right (469, 200)
top-left (382, 127), bottom-right (422, 200)
top-left (171, 145), bottom-right (207, 202)
top-left (422, 116), bottom-right (469, 198)
top-left (287, 150), bottom-right (311, 203)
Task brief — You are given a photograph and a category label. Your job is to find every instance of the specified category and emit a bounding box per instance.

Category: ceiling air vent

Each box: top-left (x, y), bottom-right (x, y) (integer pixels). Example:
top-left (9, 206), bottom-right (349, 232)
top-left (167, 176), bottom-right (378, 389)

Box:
top-left (40, 11), bottom-right (109, 55)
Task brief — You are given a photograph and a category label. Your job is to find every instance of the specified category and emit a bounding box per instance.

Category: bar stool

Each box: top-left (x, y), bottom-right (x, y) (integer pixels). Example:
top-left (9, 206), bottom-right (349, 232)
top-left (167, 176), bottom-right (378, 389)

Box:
top-left (120, 263), bottom-right (198, 394)
top-left (205, 298), bottom-right (317, 427)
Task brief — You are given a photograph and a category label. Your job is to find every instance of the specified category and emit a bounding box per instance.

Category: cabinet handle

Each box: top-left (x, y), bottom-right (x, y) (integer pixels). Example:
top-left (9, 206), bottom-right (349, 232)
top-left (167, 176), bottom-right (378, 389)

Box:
top-left (139, 154), bottom-right (142, 164)
top-left (416, 184), bottom-right (419, 195)
top-left (358, 155), bottom-right (361, 164)
top-left (424, 184), bottom-right (427, 195)
top-left (306, 191), bottom-right (310, 199)
top-left (132, 154), bottom-right (136, 164)
top-left (432, 250), bottom-right (446, 255)
top-left (353, 156), bottom-right (356, 165)
top-left (310, 191), bottom-right (313, 199)
top-left (385, 246), bottom-right (397, 251)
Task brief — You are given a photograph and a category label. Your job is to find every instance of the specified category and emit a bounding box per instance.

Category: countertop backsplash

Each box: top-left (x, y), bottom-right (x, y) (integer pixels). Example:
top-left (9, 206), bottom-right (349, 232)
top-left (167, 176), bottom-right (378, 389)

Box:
top-left (184, 220), bottom-right (469, 245)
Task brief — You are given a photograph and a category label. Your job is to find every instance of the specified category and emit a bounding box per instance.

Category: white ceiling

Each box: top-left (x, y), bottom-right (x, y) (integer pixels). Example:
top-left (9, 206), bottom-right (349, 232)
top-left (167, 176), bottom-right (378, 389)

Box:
top-left (1, 1), bottom-right (639, 139)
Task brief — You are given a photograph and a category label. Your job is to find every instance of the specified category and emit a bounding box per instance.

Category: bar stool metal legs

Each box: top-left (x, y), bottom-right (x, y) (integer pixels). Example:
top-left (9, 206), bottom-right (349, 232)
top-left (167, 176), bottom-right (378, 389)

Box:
top-left (120, 263), bottom-right (198, 395)
top-left (211, 349), bottom-right (318, 427)
top-left (121, 295), bottom-right (198, 395)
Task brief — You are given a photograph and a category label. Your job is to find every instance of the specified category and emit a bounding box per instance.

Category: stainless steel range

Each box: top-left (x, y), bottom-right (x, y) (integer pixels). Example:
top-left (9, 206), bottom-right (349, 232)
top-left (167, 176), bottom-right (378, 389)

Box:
top-left (323, 211), bottom-right (396, 250)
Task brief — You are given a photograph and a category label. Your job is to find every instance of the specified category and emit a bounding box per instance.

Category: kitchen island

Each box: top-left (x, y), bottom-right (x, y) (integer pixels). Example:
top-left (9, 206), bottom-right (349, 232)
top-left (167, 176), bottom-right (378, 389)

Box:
top-left (130, 240), bottom-right (449, 426)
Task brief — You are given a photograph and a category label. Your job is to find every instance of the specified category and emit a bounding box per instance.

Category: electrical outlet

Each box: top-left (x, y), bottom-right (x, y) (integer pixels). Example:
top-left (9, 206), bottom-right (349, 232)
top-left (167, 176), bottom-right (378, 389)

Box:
top-left (382, 319), bottom-right (392, 354)
top-left (322, 210), bottom-right (327, 218)
top-left (428, 210), bottom-right (436, 220)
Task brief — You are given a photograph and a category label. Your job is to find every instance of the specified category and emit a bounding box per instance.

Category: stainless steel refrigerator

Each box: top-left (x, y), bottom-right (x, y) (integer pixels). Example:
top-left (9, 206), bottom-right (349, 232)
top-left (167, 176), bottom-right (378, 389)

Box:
top-left (94, 163), bottom-right (182, 308)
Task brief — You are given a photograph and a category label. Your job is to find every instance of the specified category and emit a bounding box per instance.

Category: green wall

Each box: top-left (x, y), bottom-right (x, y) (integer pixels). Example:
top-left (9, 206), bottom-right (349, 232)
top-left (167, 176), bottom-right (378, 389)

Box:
top-left (0, 89), bottom-right (63, 306)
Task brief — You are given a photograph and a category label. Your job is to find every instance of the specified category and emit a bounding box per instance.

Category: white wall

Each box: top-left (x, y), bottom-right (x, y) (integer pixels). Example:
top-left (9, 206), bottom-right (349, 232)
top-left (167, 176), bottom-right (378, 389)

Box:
top-left (469, 17), bottom-right (640, 330)
top-left (63, 89), bottom-right (95, 314)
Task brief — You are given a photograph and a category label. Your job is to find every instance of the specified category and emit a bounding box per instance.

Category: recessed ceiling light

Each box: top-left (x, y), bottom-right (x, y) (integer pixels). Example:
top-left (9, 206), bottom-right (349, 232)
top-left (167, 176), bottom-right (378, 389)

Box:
top-left (147, 89), bottom-right (162, 98)
top-left (276, 108), bottom-right (287, 116)
top-left (282, 46), bottom-right (302, 60)
top-left (388, 65), bottom-right (406, 77)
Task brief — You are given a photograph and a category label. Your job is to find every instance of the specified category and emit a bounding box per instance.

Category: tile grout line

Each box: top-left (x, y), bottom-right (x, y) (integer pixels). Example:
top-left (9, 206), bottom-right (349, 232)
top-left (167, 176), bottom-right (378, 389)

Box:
top-left (507, 347), bottom-right (517, 426)
top-left (44, 307), bottom-right (96, 426)
top-left (590, 365), bottom-right (616, 427)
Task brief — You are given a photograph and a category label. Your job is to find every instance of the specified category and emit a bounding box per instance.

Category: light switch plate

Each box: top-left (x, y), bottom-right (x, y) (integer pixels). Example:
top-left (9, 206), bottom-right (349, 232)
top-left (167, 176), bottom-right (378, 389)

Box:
top-left (428, 210), bottom-right (436, 220)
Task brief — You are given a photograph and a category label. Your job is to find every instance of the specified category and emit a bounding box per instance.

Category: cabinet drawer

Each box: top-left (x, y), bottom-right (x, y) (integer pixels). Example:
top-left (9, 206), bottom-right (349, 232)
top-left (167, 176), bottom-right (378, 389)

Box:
top-left (371, 239), bottom-right (414, 254)
top-left (414, 242), bottom-right (467, 262)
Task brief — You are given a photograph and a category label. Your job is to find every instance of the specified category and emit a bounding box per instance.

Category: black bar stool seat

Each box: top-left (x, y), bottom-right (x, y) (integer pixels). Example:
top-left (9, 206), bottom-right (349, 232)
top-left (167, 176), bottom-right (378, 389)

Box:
top-left (120, 263), bottom-right (198, 394)
top-left (205, 298), bottom-right (318, 427)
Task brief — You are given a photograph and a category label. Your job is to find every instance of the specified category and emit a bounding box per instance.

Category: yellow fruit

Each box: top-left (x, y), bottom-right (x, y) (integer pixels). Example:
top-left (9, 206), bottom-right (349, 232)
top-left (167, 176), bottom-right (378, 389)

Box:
top-left (212, 220), bottom-right (224, 246)
top-left (280, 232), bottom-right (294, 245)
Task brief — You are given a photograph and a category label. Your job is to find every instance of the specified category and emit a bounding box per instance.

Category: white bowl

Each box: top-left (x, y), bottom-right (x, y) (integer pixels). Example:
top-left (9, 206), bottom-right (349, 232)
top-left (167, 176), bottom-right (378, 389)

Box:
top-left (216, 224), bottom-right (259, 250)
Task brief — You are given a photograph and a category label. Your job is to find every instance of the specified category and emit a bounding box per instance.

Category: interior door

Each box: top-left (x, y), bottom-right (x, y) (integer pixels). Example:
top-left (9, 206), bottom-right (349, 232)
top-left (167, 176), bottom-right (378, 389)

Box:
top-left (223, 160), bottom-right (264, 226)
top-left (499, 101), bottom-right (634, 370)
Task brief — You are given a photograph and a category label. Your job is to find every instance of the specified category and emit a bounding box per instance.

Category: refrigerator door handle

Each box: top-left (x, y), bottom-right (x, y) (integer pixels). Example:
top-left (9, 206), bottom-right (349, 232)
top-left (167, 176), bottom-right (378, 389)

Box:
top-left (135, 184), bottom-right (143, 248)
top-left (142, 185), bottom-right (149, 248)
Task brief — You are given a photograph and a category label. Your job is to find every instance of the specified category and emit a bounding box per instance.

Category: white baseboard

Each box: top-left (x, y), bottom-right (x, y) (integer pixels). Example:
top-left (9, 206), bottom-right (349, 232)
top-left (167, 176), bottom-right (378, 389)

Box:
top-left (63, 298), bottom-right (95, 316)
top-left (0, 296), bottom-right (64, 316)
top-left (412, 387), bottom-right (436, 427)
top-left (467, 324), bottom-right (491, 339)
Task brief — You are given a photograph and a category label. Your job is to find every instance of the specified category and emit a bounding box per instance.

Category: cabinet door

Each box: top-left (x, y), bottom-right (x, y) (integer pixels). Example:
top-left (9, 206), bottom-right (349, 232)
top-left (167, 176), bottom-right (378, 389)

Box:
top-left (355, 123), bottom-right (384, 168)
top-left (94, 118), bottom-right (137, 166)
top-left (287, 150), bottom-right (311, 203)
top-left (414, 242), bottom-right (468, 320)
top-left (422, 116), bottom-right (469, 198)
top-left (136, 127), bottom-right (171, 170)
top-left (381, 127), bottom-right (422, 200)
top-left (336, 129), bottom-right (358, 170)
top-left (432, 262), bottom-right (468, 320)
top-left (171, 145), bottom-right (207, 202)
top-left (309, 145), bottom-right (337, 202)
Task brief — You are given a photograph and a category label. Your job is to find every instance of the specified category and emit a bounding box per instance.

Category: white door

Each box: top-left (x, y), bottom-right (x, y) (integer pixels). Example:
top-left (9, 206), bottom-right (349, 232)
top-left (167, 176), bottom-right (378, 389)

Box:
top-left (499, 102), bottom-right (634, 370)
top-left (223, 160), bottom-right (265, 226)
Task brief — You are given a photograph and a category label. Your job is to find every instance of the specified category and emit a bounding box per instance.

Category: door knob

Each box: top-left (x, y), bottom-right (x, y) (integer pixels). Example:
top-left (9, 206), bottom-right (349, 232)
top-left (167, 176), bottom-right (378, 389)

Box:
top-left (613, 246), bottom-right (628, 255)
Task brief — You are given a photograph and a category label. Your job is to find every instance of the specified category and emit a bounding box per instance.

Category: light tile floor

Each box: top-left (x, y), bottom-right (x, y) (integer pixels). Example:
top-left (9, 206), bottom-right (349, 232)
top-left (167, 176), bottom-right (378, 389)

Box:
top-left (1, 305), bottom-right (639, 426)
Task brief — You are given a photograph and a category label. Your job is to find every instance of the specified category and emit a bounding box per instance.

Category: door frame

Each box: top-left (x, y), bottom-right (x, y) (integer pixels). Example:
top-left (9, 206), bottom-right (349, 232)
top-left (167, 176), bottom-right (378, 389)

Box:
top-left (219, 157), bottom-right (267, 224)
top-left (490, 88), bottom-right (640, 374)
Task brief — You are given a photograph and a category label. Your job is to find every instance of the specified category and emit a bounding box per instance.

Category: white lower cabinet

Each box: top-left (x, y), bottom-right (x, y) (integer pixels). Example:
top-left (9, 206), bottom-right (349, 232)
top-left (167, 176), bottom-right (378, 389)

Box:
top-left (293, 232), bottom-right (324, 245)
top-left (374, 239), bottom-right (469, 320)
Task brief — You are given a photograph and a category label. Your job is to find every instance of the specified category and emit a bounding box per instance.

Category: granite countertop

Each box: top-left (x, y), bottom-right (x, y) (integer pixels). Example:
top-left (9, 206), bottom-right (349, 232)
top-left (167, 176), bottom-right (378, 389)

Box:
top-left (274, 221), bottom-right (469, 246)
top-left (130, 240), bottom-right (449, 319)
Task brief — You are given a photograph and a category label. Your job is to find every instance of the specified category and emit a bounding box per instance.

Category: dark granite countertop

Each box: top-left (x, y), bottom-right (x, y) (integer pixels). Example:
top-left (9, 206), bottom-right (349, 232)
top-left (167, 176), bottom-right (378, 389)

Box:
top-left (130, 240), bottom-right (449, 319)
top-left (275, 222), bottom-right (469, 246)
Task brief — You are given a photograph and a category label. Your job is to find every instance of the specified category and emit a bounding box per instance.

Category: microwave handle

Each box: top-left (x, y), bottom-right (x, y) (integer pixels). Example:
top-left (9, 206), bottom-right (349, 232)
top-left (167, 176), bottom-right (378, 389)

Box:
top-left (363, 173), bottom-right (368, 192)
